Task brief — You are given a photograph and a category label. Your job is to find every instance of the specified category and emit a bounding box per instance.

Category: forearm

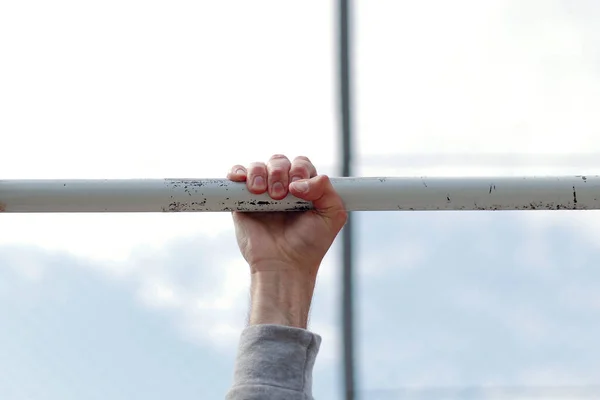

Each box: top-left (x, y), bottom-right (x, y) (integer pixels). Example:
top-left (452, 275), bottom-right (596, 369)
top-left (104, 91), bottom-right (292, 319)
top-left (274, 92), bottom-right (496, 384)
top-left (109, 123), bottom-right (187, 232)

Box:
top-left (249, 269), bottom-right (316, 329)
top-left (226, 268), bottom-right (321, 400)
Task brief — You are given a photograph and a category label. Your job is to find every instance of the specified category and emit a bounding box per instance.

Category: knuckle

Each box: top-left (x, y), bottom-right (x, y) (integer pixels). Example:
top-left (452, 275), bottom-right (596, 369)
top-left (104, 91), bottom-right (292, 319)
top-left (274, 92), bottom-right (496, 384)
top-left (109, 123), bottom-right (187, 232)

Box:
top-left (317, 174), bottom-right (329, 183)
top-left (269, 154), bottom-right (289, 161)
top-left (268, 166), bottom-right (288, 179)
top-left (268, 156), bottom-right (291, 167)
top-left (293, 155), bottom-right (311, 163)
top-left (293, 156), bottom-right (316, 176)
top-left (267, 157), bottom-right (291, 180)
top-left (290, 164), bottom-right (310, 177)
top-left (337, 210), bottom-right (349, 225)
top-left (247, 163), bottom-right (266, 175)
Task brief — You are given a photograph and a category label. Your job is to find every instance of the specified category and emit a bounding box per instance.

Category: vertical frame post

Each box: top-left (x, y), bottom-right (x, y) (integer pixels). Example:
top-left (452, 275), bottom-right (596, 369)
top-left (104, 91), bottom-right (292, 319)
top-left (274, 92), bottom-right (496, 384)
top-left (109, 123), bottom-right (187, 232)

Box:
top-left (338, 0), bottom-right (356, 398)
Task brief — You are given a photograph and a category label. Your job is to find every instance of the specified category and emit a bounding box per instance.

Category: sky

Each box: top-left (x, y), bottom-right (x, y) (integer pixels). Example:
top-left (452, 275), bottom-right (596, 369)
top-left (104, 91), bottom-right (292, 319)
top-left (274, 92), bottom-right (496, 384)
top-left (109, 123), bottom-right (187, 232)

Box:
top-left (1, 0), bottom-right (600, 399)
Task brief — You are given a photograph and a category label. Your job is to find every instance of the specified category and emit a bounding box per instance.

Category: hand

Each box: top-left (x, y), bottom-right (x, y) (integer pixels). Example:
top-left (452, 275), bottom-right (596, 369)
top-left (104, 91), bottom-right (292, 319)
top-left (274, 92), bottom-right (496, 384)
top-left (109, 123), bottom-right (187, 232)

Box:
top-left (227, 154), bottom-right (348, 328)
top-left (227, 154), bottom-right (347, 275)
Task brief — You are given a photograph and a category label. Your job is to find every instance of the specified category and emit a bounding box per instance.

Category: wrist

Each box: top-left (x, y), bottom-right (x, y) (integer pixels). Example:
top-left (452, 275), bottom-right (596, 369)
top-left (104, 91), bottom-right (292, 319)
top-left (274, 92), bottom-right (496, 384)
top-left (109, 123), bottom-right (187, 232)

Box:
top-left (249, 268), bottom-right (317, 329)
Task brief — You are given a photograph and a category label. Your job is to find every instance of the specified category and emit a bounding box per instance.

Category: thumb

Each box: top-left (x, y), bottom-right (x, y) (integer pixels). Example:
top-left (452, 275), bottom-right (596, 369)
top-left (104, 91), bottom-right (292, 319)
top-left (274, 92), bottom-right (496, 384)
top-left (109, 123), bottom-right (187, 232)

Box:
top-left (289, 175), bottom-right (348, 230)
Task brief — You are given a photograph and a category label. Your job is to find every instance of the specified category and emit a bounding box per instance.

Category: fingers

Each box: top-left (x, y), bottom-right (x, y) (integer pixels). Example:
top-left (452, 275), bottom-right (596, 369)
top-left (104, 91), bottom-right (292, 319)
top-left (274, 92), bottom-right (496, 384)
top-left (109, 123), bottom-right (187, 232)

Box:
top-left (266, 154), bottom-right (292, 200)
top-left (227, 155), bottom-right (319, 200)
top-left (289, 175), bottom-right (347, 231)
top-left (289, 156), bottom-right (317, 182)
top-left (227, 165), bottom-right (247, 182)
top-left (227, 161), bottom-right (270, 195)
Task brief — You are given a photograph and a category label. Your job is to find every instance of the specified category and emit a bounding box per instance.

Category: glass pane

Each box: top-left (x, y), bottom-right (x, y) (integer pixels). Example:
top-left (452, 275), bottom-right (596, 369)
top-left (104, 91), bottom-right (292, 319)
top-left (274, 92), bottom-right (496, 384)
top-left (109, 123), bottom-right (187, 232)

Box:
top-left (355, 1), bottom-right (600, 398)
top-left (0, 1), bottom-right (340, 399)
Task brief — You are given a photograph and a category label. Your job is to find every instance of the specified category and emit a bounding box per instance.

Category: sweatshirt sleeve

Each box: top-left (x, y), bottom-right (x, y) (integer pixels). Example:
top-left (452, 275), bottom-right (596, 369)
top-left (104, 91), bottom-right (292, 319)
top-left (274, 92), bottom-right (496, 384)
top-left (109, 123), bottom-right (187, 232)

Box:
top-left (226, 324), bottom-right (322, 400)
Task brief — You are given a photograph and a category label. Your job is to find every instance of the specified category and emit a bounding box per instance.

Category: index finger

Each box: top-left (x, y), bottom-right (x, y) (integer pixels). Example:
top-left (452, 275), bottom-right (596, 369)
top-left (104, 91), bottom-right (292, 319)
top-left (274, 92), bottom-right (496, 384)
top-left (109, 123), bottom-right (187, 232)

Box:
top-left (289, 156), bottom-right (317, 183)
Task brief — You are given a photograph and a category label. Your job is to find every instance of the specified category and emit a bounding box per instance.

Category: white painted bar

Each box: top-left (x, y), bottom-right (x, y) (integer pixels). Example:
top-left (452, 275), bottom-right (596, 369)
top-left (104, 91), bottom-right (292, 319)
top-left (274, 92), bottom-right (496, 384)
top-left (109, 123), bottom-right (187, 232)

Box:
top-left (0, 176), bottom-right (598, 213)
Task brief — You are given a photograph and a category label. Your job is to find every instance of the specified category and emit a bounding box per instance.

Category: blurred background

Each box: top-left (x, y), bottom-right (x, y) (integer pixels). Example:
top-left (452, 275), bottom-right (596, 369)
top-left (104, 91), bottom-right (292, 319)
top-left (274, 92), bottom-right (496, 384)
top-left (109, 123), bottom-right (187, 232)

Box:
top-left (2, 1), bottom-right (600, 399)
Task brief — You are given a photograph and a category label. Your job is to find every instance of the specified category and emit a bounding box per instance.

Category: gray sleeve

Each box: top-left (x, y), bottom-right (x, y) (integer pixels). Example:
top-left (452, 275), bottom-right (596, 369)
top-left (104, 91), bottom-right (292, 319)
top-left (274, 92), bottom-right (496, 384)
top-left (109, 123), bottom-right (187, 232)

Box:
top-left (226, 324), bottom-right (322, 400)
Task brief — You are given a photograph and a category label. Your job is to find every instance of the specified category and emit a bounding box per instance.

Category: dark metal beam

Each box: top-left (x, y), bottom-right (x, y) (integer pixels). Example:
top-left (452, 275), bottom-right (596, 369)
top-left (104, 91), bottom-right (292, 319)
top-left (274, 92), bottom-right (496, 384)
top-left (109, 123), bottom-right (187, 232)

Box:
top-left (338, 0), bottom-right (355, 399)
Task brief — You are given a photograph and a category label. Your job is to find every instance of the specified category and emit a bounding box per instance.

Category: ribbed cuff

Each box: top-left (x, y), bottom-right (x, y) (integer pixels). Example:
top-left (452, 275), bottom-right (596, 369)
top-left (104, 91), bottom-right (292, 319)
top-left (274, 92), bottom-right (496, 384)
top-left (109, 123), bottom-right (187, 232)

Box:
top-left (227, 324), bottom-right (321, 400)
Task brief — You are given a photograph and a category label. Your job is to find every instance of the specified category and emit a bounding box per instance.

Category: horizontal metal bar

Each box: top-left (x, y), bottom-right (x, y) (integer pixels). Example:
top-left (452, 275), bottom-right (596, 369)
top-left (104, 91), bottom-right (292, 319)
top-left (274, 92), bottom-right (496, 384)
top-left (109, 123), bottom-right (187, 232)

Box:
top-left (0, 176), bottom-right (597, 213)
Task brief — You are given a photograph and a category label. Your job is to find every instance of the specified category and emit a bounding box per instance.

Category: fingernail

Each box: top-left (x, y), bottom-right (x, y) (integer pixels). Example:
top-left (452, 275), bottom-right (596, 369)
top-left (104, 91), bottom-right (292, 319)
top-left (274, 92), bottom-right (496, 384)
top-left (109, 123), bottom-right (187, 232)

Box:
top-left (235, 168), bottom-right (245, 175)
top-left (272, 181), bottom-right (284, 195)
top-left (291, 176), bottom-right (301, 182)
top-left (292, 181), bottom-right (309, 192)
top-left (253, 176), bottom-right (265, 188)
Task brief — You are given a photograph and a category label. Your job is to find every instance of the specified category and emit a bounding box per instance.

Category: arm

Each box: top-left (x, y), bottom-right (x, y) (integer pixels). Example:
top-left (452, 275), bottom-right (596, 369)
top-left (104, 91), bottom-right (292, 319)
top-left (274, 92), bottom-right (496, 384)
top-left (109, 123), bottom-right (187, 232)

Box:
top-left (225, 155), bottom-right (347, 399)
top-left (227, 270), bottom-right (320, 400)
